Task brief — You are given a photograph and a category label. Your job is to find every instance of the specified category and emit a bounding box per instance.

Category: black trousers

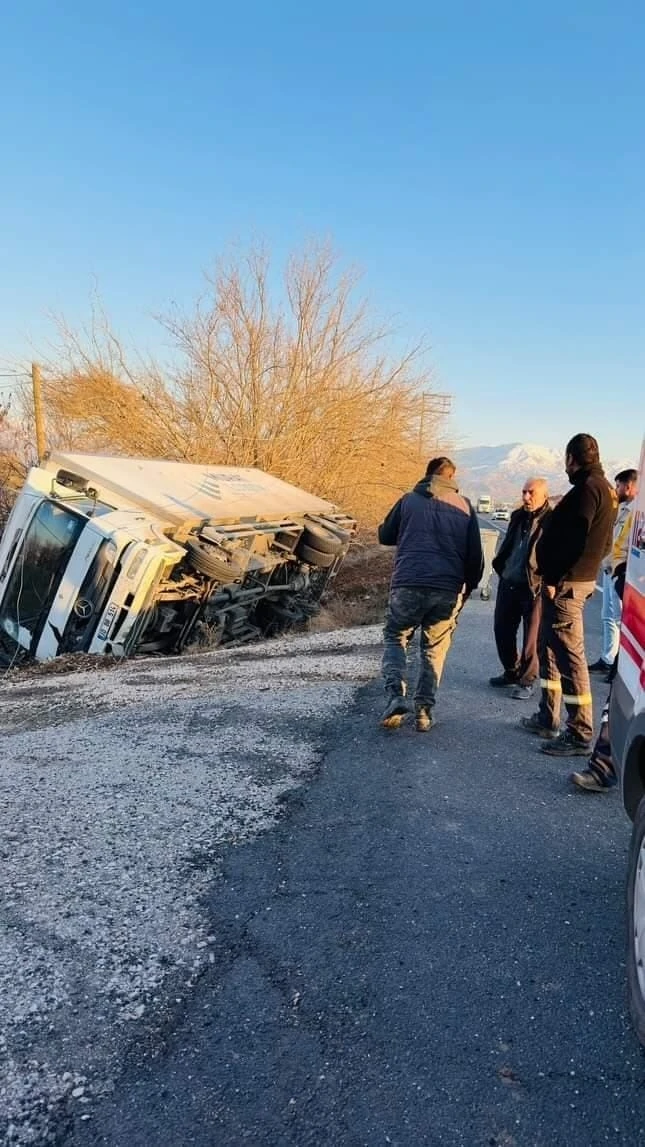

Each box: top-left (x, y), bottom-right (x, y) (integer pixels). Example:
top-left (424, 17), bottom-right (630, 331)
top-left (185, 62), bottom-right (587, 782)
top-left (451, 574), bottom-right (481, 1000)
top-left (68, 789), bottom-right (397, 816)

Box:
top-left (493, 579), bottom-right (542, 685)
top-left (537, 581), bottom-right (595, 741)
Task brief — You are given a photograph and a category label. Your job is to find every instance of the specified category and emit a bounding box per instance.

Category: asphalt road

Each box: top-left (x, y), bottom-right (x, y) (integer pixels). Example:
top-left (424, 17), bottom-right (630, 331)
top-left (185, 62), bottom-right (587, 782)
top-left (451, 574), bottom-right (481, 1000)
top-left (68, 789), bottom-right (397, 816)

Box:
top-left (65, 591), bottom-right (645, 1147)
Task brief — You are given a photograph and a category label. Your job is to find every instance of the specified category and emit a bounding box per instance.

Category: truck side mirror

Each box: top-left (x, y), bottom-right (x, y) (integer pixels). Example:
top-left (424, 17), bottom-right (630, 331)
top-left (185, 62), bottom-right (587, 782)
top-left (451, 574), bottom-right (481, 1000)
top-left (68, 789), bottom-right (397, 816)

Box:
top-left (54, 469), bottom-right (88, 493)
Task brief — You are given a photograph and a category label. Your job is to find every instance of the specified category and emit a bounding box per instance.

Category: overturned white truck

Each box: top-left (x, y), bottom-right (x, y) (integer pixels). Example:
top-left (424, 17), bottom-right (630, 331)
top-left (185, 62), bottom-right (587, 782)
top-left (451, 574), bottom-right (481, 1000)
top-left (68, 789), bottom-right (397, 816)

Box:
top-left (0, 453), bottom-right (356, 664)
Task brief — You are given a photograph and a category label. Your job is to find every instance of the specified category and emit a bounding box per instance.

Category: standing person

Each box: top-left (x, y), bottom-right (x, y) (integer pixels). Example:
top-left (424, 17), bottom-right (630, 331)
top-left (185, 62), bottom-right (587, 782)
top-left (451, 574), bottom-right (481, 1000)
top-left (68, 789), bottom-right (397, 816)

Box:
top-left (571, 477), bottom-right (637, 792)
top-left (588, 468), bottom-right (639, 678)
top-left (378, 456), bottom-right (484, 731)
top-left (489, 477), bottom-right (552, 700)
top-left (569, 694), bottom-right (617, 792)
top-left (520, 433), bottom-right (615, 756)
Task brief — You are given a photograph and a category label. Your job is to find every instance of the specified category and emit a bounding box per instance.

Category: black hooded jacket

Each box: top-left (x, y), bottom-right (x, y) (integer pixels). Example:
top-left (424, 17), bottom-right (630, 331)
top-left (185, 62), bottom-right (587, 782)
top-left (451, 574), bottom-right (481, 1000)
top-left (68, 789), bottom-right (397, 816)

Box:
top-left (378, 475), bottom-right (484, 594)
top-left (535, 463), bottom-right (615, 585)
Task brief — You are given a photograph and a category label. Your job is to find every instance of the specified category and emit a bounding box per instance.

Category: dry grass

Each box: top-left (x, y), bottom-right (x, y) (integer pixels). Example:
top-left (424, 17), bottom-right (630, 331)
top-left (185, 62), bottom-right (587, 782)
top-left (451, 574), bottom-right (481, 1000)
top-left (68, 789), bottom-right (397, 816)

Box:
top-left (4, 652), bottom-right (124, 679)
top-left (313, 535), bottom-right (392, 632)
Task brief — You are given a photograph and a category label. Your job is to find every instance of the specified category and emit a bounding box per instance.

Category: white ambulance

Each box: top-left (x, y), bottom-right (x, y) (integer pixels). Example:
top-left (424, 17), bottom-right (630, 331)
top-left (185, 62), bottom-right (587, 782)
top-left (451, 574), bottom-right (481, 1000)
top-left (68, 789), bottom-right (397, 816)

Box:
top-left (610, 435), bottom-right (645, 1043)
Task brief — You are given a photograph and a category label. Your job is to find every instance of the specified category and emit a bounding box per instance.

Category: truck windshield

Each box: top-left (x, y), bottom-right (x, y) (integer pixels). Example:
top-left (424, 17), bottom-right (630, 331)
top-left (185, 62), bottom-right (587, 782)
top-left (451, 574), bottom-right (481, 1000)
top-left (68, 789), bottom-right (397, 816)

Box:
top-left (0, 501), bottom-right (85, 654)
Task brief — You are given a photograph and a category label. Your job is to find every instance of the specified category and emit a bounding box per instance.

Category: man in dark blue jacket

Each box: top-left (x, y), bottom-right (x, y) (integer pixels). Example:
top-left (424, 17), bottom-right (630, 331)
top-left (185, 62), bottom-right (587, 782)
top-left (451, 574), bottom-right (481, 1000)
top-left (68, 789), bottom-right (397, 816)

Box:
top-left (377, 457), bottom-right (484, 731)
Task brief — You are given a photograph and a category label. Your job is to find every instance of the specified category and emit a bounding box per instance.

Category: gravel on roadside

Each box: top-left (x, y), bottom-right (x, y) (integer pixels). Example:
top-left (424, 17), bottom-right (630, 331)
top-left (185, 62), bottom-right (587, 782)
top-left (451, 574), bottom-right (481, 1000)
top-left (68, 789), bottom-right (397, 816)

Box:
top-left (0, 626), bottom-right (382, 1145)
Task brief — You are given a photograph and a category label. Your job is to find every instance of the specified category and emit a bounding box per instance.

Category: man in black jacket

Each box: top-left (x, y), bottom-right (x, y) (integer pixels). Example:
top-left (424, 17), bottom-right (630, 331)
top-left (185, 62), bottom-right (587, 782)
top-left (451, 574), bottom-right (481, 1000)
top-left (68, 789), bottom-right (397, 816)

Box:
top-left (520, 434), bottom-right (615, 756)
top-left (377, 456), bottom-right (483, 731)
top-left (489, 478), bottom-right (552, 700)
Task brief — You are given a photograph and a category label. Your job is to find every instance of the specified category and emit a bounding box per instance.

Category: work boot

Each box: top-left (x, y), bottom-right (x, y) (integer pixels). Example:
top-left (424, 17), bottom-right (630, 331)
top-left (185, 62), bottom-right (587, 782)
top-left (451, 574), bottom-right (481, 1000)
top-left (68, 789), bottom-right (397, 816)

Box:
top-left (519, 713), bottom-right (559, 739)
top-left (489, 672), bottom-right (518, 688)
top-left (570, 768), bottom-right (617, 793)
top-left (587, 659), bottom-right (611, 673)
top-left (540, 731), bottom-right (593, 757)
top-left (511, 684), bottom-right (534, 700)
top-left (415, 705), bottom-right (433, 732)
top-left (380, 693), bottom-right (410, 729)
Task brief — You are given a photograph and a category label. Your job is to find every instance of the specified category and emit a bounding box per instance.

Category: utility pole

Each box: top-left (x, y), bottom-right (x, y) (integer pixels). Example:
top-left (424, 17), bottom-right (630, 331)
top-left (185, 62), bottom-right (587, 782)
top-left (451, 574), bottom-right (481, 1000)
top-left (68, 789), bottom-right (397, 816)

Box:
top-left (418, 391), bottom-right (452, 458)
top-left (418, 393), bottom-right (426, 458)
top-left (31, 362), bottom-right (47, 462)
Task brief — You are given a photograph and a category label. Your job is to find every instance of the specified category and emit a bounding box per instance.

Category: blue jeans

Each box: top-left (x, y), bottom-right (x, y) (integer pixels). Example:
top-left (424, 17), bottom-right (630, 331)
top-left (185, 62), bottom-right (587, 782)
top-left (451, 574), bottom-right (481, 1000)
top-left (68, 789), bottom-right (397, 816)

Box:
top-left (600, 570), bottom-right (621, 665)
top-left (382, 586), bottom-right (460, 709)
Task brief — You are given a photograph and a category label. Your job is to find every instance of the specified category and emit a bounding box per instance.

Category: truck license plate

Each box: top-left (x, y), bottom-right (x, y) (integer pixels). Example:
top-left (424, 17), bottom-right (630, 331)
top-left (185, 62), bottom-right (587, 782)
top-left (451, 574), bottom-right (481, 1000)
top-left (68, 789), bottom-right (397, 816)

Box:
top-left (97, 602), bottom-right (119, 641)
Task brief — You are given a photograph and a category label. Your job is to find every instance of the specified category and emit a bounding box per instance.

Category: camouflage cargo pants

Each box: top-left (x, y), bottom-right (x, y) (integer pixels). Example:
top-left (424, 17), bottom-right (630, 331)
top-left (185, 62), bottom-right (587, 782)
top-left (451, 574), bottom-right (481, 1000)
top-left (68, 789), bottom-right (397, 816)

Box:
top-left (382, 586), bottom-right (461, 709)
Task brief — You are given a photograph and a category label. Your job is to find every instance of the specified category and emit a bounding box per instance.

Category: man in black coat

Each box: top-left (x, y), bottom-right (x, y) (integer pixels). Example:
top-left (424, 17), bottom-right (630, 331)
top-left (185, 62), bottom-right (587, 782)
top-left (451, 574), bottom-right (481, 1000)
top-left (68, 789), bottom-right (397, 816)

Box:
top-left (489, 478), bottom-right (552, 700)
top-left (520, 433), bottom-right (615, 757)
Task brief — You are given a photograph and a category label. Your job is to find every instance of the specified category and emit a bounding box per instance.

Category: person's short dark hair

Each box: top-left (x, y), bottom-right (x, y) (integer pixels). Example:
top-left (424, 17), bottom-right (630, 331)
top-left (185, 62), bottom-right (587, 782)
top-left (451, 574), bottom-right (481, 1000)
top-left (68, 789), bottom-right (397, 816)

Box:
top-left (425, 456), bottom-right (456, 479)
top-left (565, 433), bottom-right (600, 468)
top-left (615, 468), bottom-right (638, 485)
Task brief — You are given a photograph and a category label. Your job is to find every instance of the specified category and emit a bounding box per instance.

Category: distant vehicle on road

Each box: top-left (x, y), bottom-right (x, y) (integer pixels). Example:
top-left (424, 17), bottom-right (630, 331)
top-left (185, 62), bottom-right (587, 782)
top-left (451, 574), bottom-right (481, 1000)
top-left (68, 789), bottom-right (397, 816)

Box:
top-left (610, 433), bottom-right (645, 1045)
top-left (491, 508), bottom-right (510, 522)
top-left (476, 495), bottom-right (492, 514)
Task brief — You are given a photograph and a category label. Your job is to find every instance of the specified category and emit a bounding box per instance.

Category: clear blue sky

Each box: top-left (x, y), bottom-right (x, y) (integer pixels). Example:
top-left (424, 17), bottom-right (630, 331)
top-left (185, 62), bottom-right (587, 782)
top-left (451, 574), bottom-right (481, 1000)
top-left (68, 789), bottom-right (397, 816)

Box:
top-left (1, 0), bottom-right (643, 462)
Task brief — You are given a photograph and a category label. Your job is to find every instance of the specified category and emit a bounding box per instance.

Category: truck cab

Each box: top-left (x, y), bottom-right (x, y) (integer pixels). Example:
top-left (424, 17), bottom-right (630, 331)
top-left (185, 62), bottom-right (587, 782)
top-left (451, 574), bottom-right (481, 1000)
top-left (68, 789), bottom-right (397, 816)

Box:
top-left (609, 435), bottom-right (645, 1043)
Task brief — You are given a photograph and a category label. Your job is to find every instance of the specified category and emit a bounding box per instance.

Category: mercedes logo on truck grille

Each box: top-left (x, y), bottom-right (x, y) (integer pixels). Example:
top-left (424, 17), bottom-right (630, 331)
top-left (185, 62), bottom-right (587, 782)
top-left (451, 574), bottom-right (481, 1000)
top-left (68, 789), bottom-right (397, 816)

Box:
top-left (73, 599), bottom-right (93, 620)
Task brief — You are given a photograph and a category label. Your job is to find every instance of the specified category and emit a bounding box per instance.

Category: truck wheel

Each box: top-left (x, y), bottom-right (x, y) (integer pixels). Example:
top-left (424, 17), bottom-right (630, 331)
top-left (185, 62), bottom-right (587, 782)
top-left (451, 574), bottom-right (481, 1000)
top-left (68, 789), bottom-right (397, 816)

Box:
top-left (626, 795), bottom-right (645, 1046)
top-left (299, 521), bottom-right (348, 555)
top-left (185, 538), bottom-right (241, 583)
top-left (256, 598), bottom-right (307, 637)
top-left (297, 543), bottom-right (336, 569)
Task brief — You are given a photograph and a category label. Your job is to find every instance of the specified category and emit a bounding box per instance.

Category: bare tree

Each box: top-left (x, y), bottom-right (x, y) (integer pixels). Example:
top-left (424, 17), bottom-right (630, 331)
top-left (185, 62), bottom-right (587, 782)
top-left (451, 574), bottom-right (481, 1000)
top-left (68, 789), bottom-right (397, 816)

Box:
top-left (0, 399), bottom-right (31, 535)
top-left (28, 243), bottom-right (450, 524)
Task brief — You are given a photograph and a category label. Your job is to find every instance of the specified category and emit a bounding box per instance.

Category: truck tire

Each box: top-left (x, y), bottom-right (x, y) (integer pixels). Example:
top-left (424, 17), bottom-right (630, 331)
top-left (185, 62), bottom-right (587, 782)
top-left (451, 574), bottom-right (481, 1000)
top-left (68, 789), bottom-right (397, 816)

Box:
top-left (299, 520), bottom-right (349, 555)
top-left (297, 542), bottom-right (336, 569)
top-left (185, 538), bottom-right (241, 583)
top-left (626, 794), bottom-right (645, 1046)
top-left (256, 598), bottom-right (307, 637)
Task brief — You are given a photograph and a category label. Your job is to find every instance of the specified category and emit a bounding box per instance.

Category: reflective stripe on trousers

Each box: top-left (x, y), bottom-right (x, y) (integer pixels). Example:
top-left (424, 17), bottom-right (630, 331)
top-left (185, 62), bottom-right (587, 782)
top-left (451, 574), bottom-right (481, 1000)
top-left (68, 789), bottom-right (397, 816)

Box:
top-left (537, 581), bottom-right (595, 741)
top-left (539, 679), bottom-right (592, 705)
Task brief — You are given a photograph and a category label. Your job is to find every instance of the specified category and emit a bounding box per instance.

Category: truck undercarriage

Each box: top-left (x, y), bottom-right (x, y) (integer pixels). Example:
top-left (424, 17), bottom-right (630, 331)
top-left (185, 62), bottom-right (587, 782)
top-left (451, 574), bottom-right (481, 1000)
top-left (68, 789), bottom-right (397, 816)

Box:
top-left (131, 513), bottom-right (352, 654)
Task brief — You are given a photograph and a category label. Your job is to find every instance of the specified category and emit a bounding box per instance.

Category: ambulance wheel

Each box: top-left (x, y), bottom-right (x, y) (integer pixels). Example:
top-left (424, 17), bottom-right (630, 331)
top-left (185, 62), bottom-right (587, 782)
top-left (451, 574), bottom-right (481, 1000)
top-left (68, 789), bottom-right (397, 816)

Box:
top-left (626, 796), bottom-right (645, 1047)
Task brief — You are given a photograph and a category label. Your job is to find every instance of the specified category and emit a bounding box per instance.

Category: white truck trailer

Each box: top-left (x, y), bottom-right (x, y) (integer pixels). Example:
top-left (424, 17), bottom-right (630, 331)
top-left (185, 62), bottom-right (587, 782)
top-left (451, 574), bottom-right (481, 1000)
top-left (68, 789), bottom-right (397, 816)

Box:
top-left (0, 453), bottom-right (355, 664)
top-left (476, 494), bottom-right (492, 514)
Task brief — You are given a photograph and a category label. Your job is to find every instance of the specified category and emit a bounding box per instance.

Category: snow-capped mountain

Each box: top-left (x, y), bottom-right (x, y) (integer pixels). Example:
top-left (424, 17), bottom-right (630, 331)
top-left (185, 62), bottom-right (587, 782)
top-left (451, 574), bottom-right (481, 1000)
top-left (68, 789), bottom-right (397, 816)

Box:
top-left (455, 442), bottom-right (628, 502)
